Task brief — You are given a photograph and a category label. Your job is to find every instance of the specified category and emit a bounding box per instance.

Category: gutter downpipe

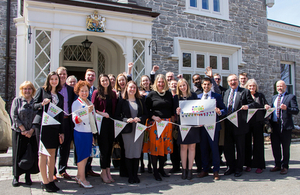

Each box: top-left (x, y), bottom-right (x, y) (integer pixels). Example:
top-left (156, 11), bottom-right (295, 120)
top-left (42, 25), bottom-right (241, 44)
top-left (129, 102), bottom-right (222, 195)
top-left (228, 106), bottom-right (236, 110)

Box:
top-left (5, 0), bottom-right (11, 111)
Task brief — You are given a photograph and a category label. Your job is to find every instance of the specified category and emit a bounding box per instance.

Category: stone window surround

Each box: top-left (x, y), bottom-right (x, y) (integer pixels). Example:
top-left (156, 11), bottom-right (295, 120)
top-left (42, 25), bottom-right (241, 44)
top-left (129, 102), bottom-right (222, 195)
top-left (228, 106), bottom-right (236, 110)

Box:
top-left (184, 0), bottom-right (230, 21)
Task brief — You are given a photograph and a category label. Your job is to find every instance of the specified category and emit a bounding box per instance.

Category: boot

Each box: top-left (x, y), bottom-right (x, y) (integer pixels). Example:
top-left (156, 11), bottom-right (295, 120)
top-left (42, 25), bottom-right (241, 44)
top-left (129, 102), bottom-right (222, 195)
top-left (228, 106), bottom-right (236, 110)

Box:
top-left (187, 169), bottom-right (193, 180)
top-left (151, 155), bottom-right (161, 181)
top-left (25, 174), bottom-right (32, 185)
top-left (125, 158), bottom-right (134, 184)
top-left (181, 169), bottom-right (187, 180)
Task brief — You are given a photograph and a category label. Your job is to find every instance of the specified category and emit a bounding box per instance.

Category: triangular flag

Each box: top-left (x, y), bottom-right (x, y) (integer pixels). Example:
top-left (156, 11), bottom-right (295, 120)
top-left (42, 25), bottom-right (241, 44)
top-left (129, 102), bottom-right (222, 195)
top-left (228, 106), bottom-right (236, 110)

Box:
top-left (247, 109), bottom-right (258, 123)
top-left (114, 120), bottom-right (127, 138)
top-left (42, 112), bottom-right (60, 126)
top-left (265, 108), bottom-right (276, 118)
top-left (95, 113), bottom-right (103, 135)
top-left (39, 141), bottom-right (50, 156)
top-left (134, 123), bottom-right (147, 142)
top-left (204, 124), bottom-right (216, 141)
top-left (47, 102), bottom-right (63, 118)
top-left (227, 112), bottom-right (238, 127)
top-left (156, 121), bottom-right (169, 138)
top-left (179, 125), bottom-right (191, 141)
top-left (73, 107), bottom-right (89, 125)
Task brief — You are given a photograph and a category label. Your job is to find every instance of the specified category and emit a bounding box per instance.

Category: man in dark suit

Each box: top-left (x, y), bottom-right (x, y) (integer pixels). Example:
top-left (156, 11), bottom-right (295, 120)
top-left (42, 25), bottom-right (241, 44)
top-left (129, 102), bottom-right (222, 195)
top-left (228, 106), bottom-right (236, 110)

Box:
top-left (197, 78), bottom-right (227, 180)
top-left (223, 74), bottom-right (255, 177)
top-left (213, 73), bottom-right (227, 97)
top-left (54, 67), bottom-right (75, 180)
top-left (269, 80), bottom-right (299, 174)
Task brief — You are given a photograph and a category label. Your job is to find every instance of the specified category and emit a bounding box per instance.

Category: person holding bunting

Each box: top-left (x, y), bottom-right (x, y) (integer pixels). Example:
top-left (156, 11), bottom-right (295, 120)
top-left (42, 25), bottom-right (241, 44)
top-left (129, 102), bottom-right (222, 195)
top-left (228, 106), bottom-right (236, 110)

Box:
top-left (72, 80), bottom-right (97, 189)
top-left (144, 74), bottom-right (174, 181)
top-left (174, 78), bottom-right (200, 180)
top-left (115, 81), bottom-right (148, 184)
top-left (32, 72), bottom-right (64, 192)
top-left (197, 78), bottom-right (227, 180)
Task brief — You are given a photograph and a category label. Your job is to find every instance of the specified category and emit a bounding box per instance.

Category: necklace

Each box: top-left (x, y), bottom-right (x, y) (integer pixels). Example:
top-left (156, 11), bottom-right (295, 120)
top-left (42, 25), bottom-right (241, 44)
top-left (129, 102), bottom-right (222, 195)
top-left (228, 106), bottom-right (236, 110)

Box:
top-left (182, 96), bottom-right (187, 100)
top-left (156, 91), bottom-right (166, 96)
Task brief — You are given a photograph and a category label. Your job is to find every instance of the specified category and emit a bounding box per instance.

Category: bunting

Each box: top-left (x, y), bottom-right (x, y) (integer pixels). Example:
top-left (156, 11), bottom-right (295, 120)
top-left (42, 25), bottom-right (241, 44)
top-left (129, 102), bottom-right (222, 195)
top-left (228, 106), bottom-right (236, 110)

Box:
top-left (95, 113), bottom-right (103, 135)
top-left (114, 120), bottom-right (127, 138)
top-left (134, 123), bottom-right (147, 142)
top-left (179, 126), bottom-right (191, 141)
top-left (46, 102), bottom-right (63, 118)
top-left (156, 121), bottom-right (169, 138)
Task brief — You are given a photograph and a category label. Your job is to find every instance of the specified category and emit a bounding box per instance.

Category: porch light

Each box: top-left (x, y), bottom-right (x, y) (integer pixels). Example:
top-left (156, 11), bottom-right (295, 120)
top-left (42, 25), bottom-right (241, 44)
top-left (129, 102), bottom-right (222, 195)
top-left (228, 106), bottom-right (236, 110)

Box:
top-left (266, 0), bottom-right (274, 8)
top-left (81, 36), bottom-right (93, 49)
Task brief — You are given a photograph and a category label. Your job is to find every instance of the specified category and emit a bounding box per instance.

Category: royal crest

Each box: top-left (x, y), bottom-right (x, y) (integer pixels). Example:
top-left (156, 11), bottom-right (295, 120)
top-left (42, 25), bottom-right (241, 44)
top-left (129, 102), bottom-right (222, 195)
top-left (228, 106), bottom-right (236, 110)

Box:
top-left (86, 11), bottom-right (106, 32)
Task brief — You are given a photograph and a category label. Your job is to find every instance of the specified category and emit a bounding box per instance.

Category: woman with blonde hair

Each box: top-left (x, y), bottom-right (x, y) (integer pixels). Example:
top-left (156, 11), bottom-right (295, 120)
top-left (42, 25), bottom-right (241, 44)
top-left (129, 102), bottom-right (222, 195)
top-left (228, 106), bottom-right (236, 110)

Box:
top-left (10, 81), bottom-right (39, 187)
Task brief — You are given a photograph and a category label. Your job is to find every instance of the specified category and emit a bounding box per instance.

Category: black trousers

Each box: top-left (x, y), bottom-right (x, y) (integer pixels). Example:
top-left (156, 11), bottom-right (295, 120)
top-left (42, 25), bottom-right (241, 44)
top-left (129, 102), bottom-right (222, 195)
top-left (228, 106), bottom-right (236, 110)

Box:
top-left (170, 137), bottom-right (181, 170)
top-left (224, 121), bottom-right (246, 172)
top-left (245, 122), bottom-right (265, 169)
top-left (270, 121), bottom-right (292, 169)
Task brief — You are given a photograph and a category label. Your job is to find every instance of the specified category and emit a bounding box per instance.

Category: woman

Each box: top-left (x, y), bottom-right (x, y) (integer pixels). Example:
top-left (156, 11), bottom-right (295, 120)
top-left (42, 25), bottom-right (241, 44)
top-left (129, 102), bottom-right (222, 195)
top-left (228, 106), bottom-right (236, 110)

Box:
top-left (72, 80), bottom-right (96, 188)
top-left (10, 81), bottom-right (39, 187)
top-left (115, 81), bottom-right (148, 183)
top-left (108, 74), bottom-right (116, 91)
top-left (174, 79), bottom-right (200, 180)
top-left (115, 73), bottom-right (128, 99)
top-left (91, 74), bottom-right (117, 183)
top-left (144, 74), bottom-right (174, 181)
top-left (33, 72), bottom-right (64, 192)
top-left (244, 79), bottom-right (269, 173)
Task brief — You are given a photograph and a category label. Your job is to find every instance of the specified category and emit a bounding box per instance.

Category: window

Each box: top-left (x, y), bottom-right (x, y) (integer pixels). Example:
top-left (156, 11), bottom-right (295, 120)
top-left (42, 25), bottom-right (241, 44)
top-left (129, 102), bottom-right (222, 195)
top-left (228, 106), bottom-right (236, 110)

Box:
top-left (185, 0), bottom-right (229, 21)
top-left (280, 62), bottom-right (295, 94)
top-left (133, 39), bottom-right (146, 84)
top-left (64, 45), bottom-right (91, 62)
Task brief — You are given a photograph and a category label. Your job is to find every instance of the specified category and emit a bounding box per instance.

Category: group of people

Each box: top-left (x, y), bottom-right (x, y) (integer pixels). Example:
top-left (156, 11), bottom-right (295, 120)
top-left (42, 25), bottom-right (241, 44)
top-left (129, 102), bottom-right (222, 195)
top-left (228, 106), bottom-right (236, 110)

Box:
top-left (10, 63), bottom-right (299, 192)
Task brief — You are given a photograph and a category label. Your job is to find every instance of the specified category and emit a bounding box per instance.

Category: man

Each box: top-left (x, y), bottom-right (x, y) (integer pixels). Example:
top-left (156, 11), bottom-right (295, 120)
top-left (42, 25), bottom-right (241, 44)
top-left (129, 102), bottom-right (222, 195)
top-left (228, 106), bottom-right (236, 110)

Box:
top-left (197, 78), bottom-right (227, 180)
top-left (166, 72), bottom-right (175, 83)
top-left (239, 72), bottom-right (248, 88)
top-left (192, 67), bottom-right (221, 95)
top-left (269, 80), bottom-right (299, 174)
top-left (223, 74), bottom-right (255, 177)
top-left (54, 67), bottom-right (75, 180)
top-left (213, 73), bottom-right (227, 97)
top-left (66, 75), bottom-right (77, 87)
top-left (169, 80), bottom-right (177, 96)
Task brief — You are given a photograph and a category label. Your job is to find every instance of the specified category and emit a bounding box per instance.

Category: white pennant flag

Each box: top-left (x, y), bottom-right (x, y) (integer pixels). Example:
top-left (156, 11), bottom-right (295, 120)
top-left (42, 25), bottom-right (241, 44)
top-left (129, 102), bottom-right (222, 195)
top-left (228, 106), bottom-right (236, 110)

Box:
top-left (204, 124), bottom-right (216, 141)
top-left (265, 108), bottom-right (276, 118)
top-left (156, 121), bottom-right (169, 138)
top-left (42, 112), bottom-right (60, 126)
top-left (227, 112), bottom-right (238, 127)
top-left (95, 113), bottom-right (103, 135)
top-left (179, 126), bottom-right (191, 141)
top-left (47, 102), bottom-right (63, 118)
top-left (114, 120), bottom-right (127, 138)
top-left (247, 109), bottom-right (258, 123)
top-left (134, 123), bottom-right (147, 142)
top-left (39, 141), bottom-right (50, 156)
top-left (73, 107), bottom-right (89, 125)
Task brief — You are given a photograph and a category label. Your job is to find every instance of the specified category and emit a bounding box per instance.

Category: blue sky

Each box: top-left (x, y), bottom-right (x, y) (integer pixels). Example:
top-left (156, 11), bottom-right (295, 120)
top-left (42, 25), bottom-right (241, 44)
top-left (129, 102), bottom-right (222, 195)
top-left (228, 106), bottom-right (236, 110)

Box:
top-left (267, 0), bottom-right (300, 26)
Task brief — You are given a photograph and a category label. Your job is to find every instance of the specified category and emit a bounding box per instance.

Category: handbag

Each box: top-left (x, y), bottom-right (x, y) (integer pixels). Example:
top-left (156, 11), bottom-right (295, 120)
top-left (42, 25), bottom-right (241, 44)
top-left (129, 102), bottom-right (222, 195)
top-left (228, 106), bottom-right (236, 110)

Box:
top-left (90, 145), bottom-right (100, 158)
top-left (18, 143), bottom-right (34, 170)
top-left (111, 142), bottom-right (121, 160)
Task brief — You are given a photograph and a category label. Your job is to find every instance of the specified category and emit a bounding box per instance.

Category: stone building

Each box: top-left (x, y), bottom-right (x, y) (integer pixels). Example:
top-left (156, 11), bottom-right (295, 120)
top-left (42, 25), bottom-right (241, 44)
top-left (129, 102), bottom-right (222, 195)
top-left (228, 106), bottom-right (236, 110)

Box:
top-left (1, 0), bottom-right (299, 123)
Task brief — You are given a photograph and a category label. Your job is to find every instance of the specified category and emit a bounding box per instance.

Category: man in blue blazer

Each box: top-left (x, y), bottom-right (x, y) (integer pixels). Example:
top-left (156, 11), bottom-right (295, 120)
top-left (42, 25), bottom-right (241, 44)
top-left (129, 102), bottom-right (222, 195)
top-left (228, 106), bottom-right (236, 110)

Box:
top-left (269, 80), bottom-right (299, 175)
top-left (197, 78), bottom-right (227, 180)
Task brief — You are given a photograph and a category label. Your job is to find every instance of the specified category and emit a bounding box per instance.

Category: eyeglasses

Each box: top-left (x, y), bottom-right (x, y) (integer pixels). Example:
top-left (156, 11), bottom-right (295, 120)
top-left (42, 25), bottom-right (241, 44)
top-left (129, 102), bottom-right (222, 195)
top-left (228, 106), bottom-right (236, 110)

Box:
top-left (214, 78), bottom-right (221, 81)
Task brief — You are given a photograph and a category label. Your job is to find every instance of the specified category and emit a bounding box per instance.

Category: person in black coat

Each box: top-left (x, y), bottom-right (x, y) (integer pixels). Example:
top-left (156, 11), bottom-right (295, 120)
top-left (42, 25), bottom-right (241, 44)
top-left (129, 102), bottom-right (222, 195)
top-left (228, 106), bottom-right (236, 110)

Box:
top-left (32, 72), bottom-right (64, 192)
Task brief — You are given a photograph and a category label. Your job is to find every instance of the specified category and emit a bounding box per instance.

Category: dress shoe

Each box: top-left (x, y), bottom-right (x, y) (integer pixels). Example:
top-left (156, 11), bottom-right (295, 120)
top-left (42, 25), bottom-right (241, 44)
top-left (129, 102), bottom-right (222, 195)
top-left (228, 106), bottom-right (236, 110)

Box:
top-left (187, 169), bottom-right (193, 180)
top-left (53, 175), bottom-right (58, 182)
top-left (12, 176), bottom-right (20, 187)
top-left (25, 174), bottom-right (32, 185)
top-left (78, 179), bottom-right (93, 188)
top-left (49, 181), bottom-right (60, 191)
top-left (134, 176), bottom-right (140, 183)
top-left (181, 169), bottom-right (187, 180)
top-left (41, 182), bottom-right (57, 192)
top-left (197, 171), bottom-right (208, 178)
top-left (87, 170), bottom-right (100, 177)
top-left (245, 166), bottom-right (251, 172)
top-left (270, 166), bottom-right (281, 172)
top-left (169, 168), bottom-right (181, 173)
top-left (280, 168), bottom-right (288, 175)
top-left (153, 171), bottom-right (162, 181)
top-left (59, 172), bottom-right (72, 180)
top-left (224, 168), bottom-right (235, 175)
top-left (213, 172), bottom-right (220, 180)
top-left (255, 168), bottom-right (263, 174)
top-left (128, 178), bottom-right (135, 184)
top-left (158, 169), bottom-right (170, 177)
top-left (100, 173), bottom-right (111, 184)
top-left (234, 171), bottom-right (242, 177)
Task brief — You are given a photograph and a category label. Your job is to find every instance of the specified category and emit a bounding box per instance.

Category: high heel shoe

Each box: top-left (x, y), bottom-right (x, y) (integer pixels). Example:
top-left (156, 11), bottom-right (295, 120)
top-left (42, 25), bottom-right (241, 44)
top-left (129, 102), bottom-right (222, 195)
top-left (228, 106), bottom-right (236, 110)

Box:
top-left (49, 181), bottom-right (60, 191)
top-left (100, 174), bottom-right (111, 184)
top-left (41, 182), bottom-right (57, 192)
top-left (78, 179), bottom-right (93, 188)
top-left (12, 176), bottom-right (20, 187)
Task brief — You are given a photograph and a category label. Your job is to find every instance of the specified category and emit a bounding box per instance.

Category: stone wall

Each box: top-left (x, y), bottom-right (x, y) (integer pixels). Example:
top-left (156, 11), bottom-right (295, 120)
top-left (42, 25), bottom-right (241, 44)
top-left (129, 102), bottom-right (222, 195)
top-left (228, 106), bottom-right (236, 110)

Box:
top-left (0, 0), bottom-right (17, 112)
top-left (268, 45), bottom-right (300, 124)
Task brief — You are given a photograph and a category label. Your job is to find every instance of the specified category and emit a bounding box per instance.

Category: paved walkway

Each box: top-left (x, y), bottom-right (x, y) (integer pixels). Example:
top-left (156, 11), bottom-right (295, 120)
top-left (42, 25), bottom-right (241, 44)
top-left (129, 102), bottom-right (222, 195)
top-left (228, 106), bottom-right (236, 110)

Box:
top-left (1, 143), bottom-right (300, 195)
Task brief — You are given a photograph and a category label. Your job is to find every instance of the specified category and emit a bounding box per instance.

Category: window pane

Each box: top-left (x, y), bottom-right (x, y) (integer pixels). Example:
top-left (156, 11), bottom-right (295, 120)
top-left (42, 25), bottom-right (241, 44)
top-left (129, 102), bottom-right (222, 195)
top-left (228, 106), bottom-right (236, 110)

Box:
top-left (197, 54), bottom-right (205, 68)
top-left (222, 57), bottom-right (229, 70)
top-left (183, 74), bottom-right (192, 87)
top-left (222, 76), bottom-right (228, 89)
top-left (183, 53), bottom-right (191, 67)
top-left (202, 0), bottom-right (209, 9)
top-left (210, 56), bottom-right (217, 69)
top-left (280, 64), bottom-right (291, 84)
top-left (213, 0), bottom-right (220, 12)
top-left (190, 0), bottom-right (197, 7)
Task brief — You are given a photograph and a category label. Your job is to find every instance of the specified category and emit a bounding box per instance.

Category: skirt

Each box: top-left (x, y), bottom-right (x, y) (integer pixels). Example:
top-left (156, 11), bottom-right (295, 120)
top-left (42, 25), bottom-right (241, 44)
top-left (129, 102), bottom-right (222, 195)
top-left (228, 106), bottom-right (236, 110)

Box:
top-left (74, 130), bottom-right (93, 163)
top-left (143, 118), bottom-right (173, 156)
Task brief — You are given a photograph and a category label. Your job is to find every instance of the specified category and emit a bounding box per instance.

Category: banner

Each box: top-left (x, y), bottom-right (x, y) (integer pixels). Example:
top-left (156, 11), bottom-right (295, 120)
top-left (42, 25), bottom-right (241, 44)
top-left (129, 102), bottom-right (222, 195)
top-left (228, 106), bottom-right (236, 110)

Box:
top-left (134, 123), bottom-right (147, 142)
top-left (156, 121), bottom-right (169, 138)
top-left (265, 108), bottom-right (276, 118)
top-left (179, 99), bottom-right (216, 126)
top-left (42, 112), bottom-right (60, 126)
top-left (204, 124), bottom-right (216, 141)
top-left (73, 107), bottom-right (89, 125)
top-left (247, 109), bottom-right (258, 123)
top-left (46, 102), bottom-right (63, 118)
top-left (179, 126), bottom-right (191, 141)
top-left (227, 112), bottom-right (238, 127)
top-left (39, 141), bottom-right (50, 156)
top-left (114, 120), bottom-right (127, 138)
top-left (95, 113), bottom-right (103, 135)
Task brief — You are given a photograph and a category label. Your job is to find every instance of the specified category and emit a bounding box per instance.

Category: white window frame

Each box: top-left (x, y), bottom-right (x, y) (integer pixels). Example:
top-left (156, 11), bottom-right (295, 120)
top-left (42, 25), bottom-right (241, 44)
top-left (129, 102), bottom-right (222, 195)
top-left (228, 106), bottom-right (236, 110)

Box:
top-left (280, 61), bottom-right (295, 95)
top-left (185, 0), bottom-right (230, 21)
